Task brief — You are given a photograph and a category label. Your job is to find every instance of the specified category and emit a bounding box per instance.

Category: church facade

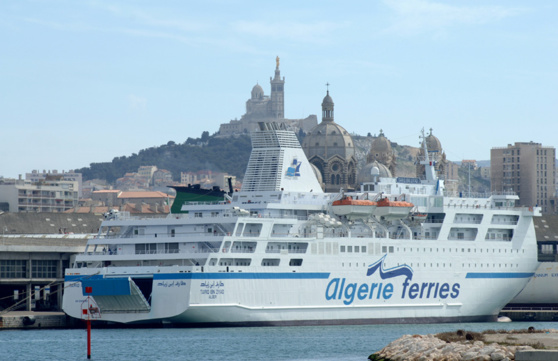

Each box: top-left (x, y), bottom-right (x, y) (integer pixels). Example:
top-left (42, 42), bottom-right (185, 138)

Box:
top-left (302, 90), bottom-right (357, 193)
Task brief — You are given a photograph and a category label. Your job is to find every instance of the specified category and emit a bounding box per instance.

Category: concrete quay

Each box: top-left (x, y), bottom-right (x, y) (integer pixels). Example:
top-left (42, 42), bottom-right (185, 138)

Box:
top-left (0, 311), bottom-right (70, 329)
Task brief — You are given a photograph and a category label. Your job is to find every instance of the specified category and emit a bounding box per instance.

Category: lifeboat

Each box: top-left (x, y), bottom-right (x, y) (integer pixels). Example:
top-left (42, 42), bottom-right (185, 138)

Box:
top-left (410, 212), bottom-right (427, 222)
top-left (374, 197), bottom-right (414, 220)
top-left (332, 196), bottom-right (377, 220)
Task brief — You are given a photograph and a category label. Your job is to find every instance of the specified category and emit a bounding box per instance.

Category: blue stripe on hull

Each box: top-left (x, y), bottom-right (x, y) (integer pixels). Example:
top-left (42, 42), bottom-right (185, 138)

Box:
top-left (66, 272), bottom-right (331, 282)
top-left (154, 272), bottom-right (331, 280)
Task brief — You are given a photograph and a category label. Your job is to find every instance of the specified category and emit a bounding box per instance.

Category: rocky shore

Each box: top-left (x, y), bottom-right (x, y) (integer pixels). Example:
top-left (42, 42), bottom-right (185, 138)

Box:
top-left (369, 328), bottom-right (558, 361)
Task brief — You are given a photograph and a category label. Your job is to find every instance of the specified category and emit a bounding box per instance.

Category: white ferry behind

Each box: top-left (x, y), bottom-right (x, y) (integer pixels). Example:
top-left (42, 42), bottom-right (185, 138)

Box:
top-left (63, 124), bottom-right (541, 326)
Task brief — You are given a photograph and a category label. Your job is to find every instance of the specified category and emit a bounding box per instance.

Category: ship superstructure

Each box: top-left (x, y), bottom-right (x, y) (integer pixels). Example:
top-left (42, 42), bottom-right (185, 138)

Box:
top-left (63, 124), bottom-right (541, 325)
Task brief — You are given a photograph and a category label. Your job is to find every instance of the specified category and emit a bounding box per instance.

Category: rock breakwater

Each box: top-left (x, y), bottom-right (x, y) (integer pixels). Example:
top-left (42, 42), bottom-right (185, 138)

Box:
top-left (368, 329), bottom-right (557, 361)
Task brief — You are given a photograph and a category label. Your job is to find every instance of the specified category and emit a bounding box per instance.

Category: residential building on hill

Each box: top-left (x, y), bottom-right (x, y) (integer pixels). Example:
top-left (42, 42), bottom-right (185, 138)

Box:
top-left (491, 142), bottom-right (556, 214)
top-left (153, 169), bottom-right (173, 187)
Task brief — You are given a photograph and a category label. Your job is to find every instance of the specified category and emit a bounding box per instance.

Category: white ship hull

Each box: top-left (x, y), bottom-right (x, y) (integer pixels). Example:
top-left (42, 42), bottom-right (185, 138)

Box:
top-left (62, 126), bottom-right (542, 326)
top-left (509, 262), bottom-right (558, 305)
top-left (63, 235), bottom-right (539, 325)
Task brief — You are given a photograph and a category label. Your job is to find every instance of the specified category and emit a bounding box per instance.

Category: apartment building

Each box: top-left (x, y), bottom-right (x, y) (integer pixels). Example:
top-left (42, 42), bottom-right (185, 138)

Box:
top-left (0, 176), bottom-right (79, 212)
top-left (491, 142), bottom-right (556, 214)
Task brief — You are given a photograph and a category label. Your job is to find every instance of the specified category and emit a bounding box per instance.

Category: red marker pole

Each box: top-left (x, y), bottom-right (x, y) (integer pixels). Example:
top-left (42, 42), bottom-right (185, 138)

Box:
top-left (87, 318), bottom-right (92, 359)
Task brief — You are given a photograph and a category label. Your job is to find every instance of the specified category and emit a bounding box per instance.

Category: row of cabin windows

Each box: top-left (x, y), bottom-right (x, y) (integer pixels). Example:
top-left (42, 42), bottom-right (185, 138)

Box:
top-left (339, 245), bottom-right (367, 253)
top-left (382, 246), bottom-right (524, 254)
top-left (217, 259), bottom-right (303, 267)
top-left (340, 262), bottom-right (519, 269)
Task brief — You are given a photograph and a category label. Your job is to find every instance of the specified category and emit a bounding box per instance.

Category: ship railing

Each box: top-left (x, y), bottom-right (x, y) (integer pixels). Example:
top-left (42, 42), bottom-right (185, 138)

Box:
top-left (101, 232), bottom-right (232, 239)
top-left (422, 219), bottom-right (443, 224)
top-left (490, 220), bottom-right (519, 225)
top-left (183, 201), bottom-right (230, 206)
top-left (83, 248), bottom-right (221, 256)
top-left (264, 249), bottom-right (307, 254)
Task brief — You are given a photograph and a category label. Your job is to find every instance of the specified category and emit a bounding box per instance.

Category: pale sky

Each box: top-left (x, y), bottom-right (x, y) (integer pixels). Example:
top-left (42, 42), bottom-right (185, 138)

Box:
top-left (1, 0), bottom-right (556, 179)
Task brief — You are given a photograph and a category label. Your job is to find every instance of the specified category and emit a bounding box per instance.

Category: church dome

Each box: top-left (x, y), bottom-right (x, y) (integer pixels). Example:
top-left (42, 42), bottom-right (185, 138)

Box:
top-left (425, 128), bottom-right (442, 152)
top-left (322, 92), bottom-right (334, 107)
top-left (302, 121), bottom-right (355, 159)
top-left (370, 130), bottom-right (391, 153)
top-left (251, 84), bottom-right (264, 100)
top-left (357, 161), bottom-right (392, 184)
top-left (302, 90), bottom-right (357, 192)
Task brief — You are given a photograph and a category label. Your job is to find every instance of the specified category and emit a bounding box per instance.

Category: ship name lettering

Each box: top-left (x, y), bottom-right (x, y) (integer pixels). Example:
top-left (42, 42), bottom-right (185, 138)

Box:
top-left (401, 279), bottom-right (460, 299)
top-left (325, 278), bottom-right (394, 305)
top-left (325, 278), bottom-right (460, 305)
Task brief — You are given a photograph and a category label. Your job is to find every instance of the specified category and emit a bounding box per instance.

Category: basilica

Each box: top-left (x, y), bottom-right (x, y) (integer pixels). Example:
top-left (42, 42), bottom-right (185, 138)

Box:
top-left (218, 58), bottom-right (457, 193)
top-left (218, 58), bottom-right (317, 136)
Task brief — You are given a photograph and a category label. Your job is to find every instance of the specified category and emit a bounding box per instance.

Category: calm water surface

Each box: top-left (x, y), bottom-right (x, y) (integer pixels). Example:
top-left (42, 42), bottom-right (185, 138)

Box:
top-left (1, 322), bottom-right (557, 361)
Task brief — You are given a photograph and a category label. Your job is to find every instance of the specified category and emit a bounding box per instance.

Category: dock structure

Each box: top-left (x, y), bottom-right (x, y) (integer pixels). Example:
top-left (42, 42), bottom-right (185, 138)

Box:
top-left (0, 213), bottom-right (100, 316)
top-left (0, 311), bottom-right (68, 329)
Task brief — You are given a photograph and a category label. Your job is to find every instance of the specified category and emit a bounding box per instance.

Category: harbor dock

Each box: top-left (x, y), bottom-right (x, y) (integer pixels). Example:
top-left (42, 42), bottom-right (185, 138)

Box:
top-left (0, 311), bottom-right (69, 329)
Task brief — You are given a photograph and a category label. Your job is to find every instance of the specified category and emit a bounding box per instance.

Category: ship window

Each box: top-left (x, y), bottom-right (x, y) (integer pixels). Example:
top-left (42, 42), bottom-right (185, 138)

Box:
top-left (340, 246), bottom-right (345, 252)
top-left (348, 246), bottom-right (353, 252)
top-left (382, 246), bottom-right (387, 253)
top-left (165, 243), bottom-right (179, 254)
top-left (361, 246), bottom-right (366, 253)
top-left (135, 243), bottom-right (157, 255)
top-left (289, 259), bottom-right (303, 266)
top-left (354, 246), bottom-right (359, 252)
top-left (195, 212), bottom-right (202, 218)
top-left (389, 246), bottom-right (394, 253)
top-left (261, 259), bottom-right (280, 266)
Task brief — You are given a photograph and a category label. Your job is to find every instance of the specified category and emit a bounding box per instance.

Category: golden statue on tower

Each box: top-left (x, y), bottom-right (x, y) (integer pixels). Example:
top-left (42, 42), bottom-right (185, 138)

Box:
top-left (276, 56), bottom-right (280, 69)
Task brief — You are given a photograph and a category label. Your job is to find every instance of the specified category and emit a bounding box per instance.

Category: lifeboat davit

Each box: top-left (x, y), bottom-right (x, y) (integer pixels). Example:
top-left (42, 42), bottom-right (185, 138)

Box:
top-left (332, 196), bottom-right (377, 220)
top-left (374, 197), bottom-right (414, 220)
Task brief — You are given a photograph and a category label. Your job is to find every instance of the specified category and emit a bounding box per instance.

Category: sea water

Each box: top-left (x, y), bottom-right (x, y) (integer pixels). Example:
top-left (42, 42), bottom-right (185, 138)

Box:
top-left (1, 322), bottom-right (557, 361)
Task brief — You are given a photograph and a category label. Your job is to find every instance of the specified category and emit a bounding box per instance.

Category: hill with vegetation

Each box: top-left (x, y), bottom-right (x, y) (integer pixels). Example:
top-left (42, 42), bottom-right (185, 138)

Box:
top-left (76, 131), bottom-right (490, 194)
top-left (76, 132), bottom-right (252, 183)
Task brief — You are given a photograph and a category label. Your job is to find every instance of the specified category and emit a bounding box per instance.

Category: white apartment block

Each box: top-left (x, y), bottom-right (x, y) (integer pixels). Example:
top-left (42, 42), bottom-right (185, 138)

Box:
top-left (26, 169), bottom-right (83, 197)
top-left (0, 178), bottom-right (79, 212)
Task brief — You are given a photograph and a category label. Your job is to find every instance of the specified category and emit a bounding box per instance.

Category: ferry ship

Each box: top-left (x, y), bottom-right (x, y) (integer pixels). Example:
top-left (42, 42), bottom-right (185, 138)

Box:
top-left (63, 124), bottom-right (541, 326)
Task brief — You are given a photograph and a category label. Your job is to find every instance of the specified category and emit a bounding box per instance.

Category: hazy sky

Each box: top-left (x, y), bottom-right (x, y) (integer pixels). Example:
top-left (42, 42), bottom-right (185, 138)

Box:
top-left (1, 0), bottom-right (556, 178)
